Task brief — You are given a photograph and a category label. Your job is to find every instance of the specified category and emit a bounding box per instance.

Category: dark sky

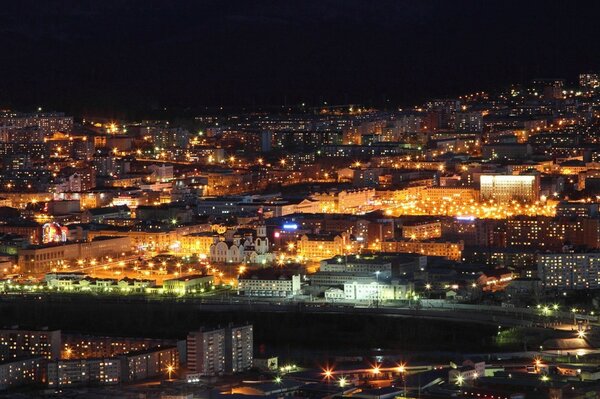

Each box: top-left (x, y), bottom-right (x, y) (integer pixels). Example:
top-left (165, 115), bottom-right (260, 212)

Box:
top-left (0, 0), bottom-right (598, 118)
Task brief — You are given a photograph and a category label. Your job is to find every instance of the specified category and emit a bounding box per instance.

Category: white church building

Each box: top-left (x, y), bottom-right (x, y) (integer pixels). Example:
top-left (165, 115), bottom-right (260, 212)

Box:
top-left (209, 222), bottom-right (274, 264)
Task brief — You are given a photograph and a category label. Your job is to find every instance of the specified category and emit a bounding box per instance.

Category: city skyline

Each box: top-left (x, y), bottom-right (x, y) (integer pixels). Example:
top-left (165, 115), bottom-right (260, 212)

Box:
top-left (1, 1), bottom-right (600, 398)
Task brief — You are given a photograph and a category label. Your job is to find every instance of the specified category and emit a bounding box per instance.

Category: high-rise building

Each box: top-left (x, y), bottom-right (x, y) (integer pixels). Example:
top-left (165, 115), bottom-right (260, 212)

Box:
top-left (479, 174), bottom-right (540, 203)
top-left (187, 328), bottom-right (225, 376)
top-left (225, 325), bottom-right (253, 374)
top-left (187, 324), bottom-right (253, 376)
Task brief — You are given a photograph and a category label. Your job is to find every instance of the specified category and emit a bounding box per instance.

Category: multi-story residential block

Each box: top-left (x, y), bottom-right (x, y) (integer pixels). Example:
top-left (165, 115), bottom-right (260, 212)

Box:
top-left (187, 325), bottom-right (253, 376)
top-left (47, 358), bottom-right (120, 387)
top-left (538, 253), bottom-right (600, 290)
top-left (0, 357), bottom-right (44, 390)
top-left (0, 328), bottom-right (61, 361)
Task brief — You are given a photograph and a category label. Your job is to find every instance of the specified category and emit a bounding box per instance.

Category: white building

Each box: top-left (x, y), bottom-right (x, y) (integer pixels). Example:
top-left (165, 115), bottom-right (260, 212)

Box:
top-left (209, 223), bottom-right (273, 264)
top-left (163, 275), bottom-right (213, 295)
top-left (238, 270), bottom-right (301, 297)
top-left (480, 174), bottom-right (540, 203)
top-left (538, 253), bottom-right (600, 290)
top-left (343, 280), bottom-right (413, 302)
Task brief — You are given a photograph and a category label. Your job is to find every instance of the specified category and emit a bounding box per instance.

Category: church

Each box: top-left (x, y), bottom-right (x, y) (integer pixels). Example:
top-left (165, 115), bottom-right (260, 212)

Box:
top-left (209, 222), bottom-right (274, 265)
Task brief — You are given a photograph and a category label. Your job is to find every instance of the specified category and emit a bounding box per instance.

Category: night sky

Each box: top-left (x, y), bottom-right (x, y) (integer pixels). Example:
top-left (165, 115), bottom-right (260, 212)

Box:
top-left (0, 0), bottom-right (598, 118)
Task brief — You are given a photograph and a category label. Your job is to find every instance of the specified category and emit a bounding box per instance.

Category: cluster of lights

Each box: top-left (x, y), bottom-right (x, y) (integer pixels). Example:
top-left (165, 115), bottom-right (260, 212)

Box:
top-left (386, 198), bottom-right (556, 219)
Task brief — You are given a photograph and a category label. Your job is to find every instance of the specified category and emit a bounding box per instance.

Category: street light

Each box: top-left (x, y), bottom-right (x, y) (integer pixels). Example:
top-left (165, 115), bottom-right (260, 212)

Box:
top-left (166, 364), bottom-right (175, 379)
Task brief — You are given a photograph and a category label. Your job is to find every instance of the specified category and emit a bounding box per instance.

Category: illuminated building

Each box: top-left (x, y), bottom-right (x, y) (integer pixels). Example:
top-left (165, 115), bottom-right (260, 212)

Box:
top-left (51, 167), bottom-right (96, 193)
top-left (0, 357), bottom-right (44, 390)
top-left (120, 346), bottom-right (178, 382)
top-left (538, 253), bottom-right (600, 290)
top-left (479, 174), bottom-right (540, 203)
top-left (61, 334), bottom-right (180, 360)
top-left (209, 222), bottom-right (273, 264)
top-left (47, 358), bottom-right (120, 387)
top-left (17, 236), bottom-right (131, 274)
top-left (298, 232), bottom-right (355, 261)
top-left (402, 220), bottom-right (442, 240)
top-left (461, 247), bottom-right (537, 270)
top-left (555, 201), bottom-right (599, 218)
top-left (417, 187), bottom-right (479, 202)
top-left (506, 217), bottom-right (600, 249)
top-left (0, 328), bottom-right (61, 361)
top-left (226, 325), bottom-right (253, 374)
top-left (179, 232), bottom-right (214, 256)
top-left (382, 239), bottom-right (464, 261)
top-left (310, 188), bottom-right (375, 213)
top-left (86, 223), bottom-right (207, 253)
top-left (187, 329), bottom-right (224, 376)
top-left (312, 271), bottom-right (384, 287)
top-left (0, 112), bottom-right (73, 135)
top-left (187, 325), bottom-right (253, 376)
top-left (46, 275), bottom-right (155, 293)
top-left (476, 269), bottom-right (514, 292)
top-left (163, 275), bottom-right (213, 295)
top-left (238, 269), bottom-right (301, 297)
top-left (342, 280), bottom-right (413, 301)
top-left (454, 111), bottom-right (483, 132)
